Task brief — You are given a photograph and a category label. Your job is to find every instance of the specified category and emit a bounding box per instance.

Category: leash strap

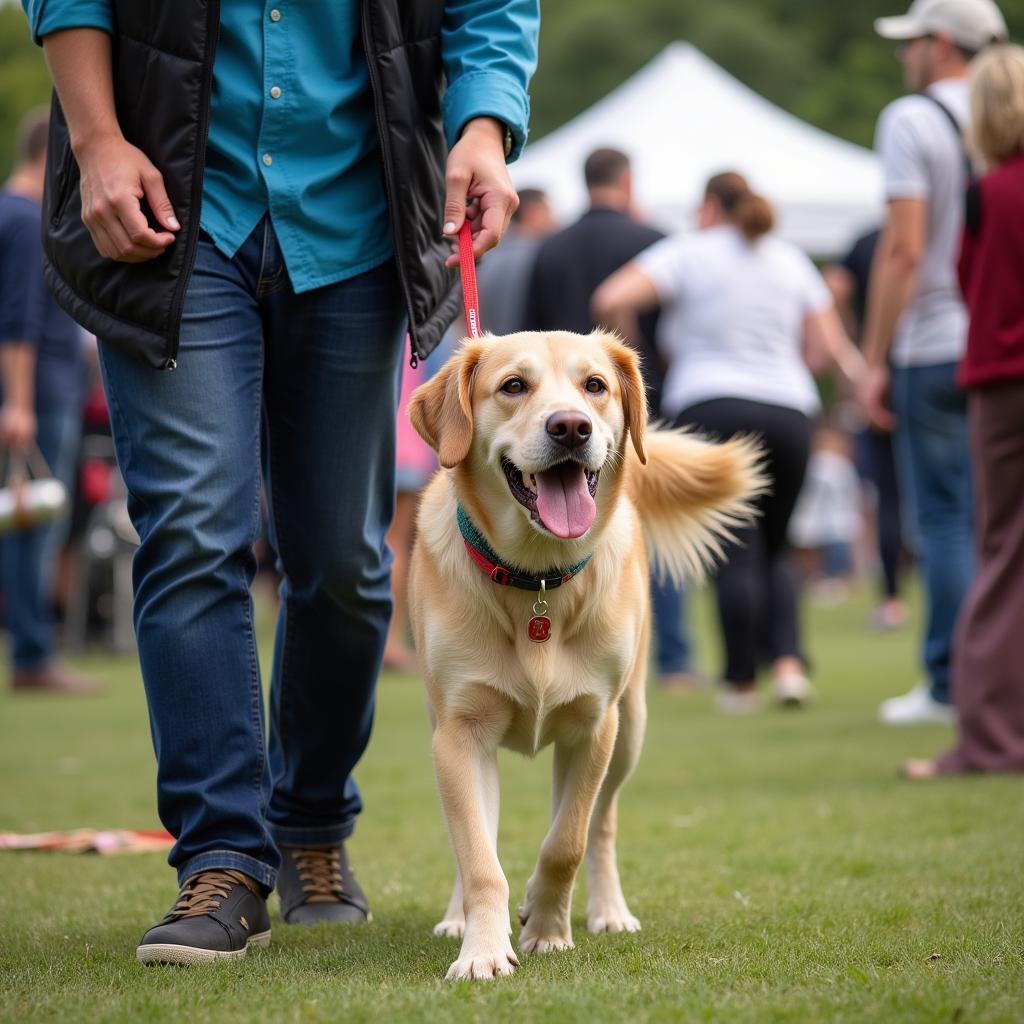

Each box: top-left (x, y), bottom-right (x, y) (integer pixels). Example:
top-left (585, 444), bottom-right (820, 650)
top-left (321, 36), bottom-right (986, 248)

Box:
top-left (408, 217), bottom-right (482, 369)
top-left (458, 220), bottom-right (482, 338)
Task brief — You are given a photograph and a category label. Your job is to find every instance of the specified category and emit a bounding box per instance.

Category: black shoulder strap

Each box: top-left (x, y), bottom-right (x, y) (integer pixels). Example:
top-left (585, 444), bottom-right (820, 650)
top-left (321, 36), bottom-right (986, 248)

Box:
top-left (964, 180), bottom-right (983, 237)
top-left (922, 93), bottom-right (974, 183)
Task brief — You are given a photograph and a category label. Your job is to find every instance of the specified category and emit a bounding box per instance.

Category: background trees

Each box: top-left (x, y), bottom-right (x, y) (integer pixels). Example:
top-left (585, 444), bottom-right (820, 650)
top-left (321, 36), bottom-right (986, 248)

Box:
top-left (528, 0), bottom-right (1024, 145)
top-left (0, 4), bottom-right (53, 176)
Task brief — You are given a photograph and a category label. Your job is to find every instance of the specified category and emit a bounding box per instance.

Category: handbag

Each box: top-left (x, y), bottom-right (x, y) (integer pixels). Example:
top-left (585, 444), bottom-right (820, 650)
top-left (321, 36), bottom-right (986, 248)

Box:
top-left (0, 443), bottom-right (68, 535)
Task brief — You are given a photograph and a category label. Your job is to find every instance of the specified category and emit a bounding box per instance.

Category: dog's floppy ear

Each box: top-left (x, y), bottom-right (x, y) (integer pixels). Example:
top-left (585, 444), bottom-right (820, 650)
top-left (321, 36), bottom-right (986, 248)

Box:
top-left (408, 340), bottom-right (485, 468)
top-left (599, 332), bottom-right (647, 465)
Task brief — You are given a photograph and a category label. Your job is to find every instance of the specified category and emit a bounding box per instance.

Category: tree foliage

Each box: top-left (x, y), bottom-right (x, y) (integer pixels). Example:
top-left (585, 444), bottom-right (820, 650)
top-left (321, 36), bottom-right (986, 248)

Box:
top-left (1, 1), bottom-right (1023, 176)
top-left (0, 5), bottom-right (51, 178)
top-left (529, 0), bottom-right (1024, 146)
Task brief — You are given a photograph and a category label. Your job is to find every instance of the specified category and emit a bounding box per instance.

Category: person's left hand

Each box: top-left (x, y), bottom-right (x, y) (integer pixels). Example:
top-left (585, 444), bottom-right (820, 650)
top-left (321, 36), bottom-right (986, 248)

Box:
top-left (858, 363), bottom-right (896, 432)
top-left (442, 117), bottom-right (518, 267)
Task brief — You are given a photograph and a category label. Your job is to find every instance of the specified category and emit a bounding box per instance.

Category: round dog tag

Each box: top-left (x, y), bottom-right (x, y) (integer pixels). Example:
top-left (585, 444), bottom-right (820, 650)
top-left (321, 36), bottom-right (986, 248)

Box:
top-left (528, 615), bottom-right (551, 643)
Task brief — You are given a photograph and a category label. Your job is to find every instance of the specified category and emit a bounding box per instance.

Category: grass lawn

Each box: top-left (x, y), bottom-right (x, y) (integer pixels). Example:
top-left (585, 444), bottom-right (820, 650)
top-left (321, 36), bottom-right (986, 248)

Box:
top-left (1, 584), bottom-right (1022, 1023)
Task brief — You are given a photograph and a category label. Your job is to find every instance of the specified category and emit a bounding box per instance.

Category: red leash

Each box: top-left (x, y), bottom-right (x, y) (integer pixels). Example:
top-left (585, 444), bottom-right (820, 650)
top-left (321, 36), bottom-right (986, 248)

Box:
top-left (458, 220), bottom-right (482, 338)
top-left (409, 218), bottom-right (482, 368)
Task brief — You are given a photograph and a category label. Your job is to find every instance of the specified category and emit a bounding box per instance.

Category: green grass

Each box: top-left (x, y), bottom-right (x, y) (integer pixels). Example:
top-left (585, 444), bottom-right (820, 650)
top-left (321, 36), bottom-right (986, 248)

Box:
top-left (2, 586), bottom-right (1022, 1023)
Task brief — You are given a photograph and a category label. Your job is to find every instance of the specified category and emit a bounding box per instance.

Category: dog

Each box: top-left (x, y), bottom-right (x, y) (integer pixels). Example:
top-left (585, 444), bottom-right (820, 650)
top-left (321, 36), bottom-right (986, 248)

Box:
top-left (407, 329), bottom-right (763, 981)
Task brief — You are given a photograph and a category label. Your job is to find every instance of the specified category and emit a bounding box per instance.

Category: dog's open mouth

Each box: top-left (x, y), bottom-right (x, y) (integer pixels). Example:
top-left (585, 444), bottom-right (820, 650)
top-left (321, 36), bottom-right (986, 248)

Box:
top-left (501, 457), bottom-right (600, 539)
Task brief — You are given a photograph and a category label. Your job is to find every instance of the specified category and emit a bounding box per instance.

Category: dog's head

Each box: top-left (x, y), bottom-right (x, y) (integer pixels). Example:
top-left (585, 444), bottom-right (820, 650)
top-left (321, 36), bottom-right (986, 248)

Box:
top-left (409, 330), bottom-right (646, 540)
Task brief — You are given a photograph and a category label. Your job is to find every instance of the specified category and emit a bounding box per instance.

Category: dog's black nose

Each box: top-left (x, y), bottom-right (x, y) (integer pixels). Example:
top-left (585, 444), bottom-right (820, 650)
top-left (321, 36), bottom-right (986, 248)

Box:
top-left (546, 410), bottom-right (592, 449)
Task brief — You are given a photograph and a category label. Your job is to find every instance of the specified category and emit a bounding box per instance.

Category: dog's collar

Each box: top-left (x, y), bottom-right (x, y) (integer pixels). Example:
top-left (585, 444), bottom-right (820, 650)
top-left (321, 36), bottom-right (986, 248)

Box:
top-left (456, 505), bottom-right (591, 592)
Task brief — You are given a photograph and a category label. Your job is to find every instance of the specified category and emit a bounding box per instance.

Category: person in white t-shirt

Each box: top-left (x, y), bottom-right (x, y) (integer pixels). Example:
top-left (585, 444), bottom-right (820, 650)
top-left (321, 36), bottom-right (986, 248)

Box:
top-left (860, 0), bottom-right (1008, 727)
top-left (594, 171), bottom-right (861, 713)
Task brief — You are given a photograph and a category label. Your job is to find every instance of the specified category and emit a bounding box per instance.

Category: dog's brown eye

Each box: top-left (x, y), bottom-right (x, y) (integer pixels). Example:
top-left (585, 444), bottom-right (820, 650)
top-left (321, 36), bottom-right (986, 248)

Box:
top-left (584, 377), bottom-right (607, 395)
top-left (500, 377), bottom-right (527, 395)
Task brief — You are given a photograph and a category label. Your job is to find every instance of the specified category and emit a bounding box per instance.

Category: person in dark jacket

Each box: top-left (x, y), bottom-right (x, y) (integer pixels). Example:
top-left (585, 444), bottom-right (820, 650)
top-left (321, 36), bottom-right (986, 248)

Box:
top-left (905, 44), bottom-right (1024, 778)
top-left (524, 149), bottom-right (664, 397)
top-left (22, 0), bottom-right (538, 964)
top-left (523, 147), bottom-right (697, 692)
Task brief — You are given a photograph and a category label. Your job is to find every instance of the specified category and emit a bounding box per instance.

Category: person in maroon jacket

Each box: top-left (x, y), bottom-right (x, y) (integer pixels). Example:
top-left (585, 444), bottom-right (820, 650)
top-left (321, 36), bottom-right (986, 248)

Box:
top-left (906, 44), bottom-right (1024, 778)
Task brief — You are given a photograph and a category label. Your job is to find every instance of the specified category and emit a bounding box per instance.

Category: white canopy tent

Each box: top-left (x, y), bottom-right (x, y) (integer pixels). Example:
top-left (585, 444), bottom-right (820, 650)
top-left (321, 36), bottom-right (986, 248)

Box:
top-left (511, 43), bottom-right (884, 258)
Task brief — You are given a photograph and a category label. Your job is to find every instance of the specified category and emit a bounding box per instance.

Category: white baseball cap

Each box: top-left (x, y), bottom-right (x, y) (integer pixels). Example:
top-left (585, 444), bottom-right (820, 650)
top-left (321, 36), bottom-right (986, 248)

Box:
top-left (875, 0), bottom-right (1008, 51)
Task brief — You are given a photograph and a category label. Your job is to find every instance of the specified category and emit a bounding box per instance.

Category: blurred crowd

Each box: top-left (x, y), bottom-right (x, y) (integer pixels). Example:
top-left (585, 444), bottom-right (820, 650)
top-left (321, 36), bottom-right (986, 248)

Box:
top-left (3, 0), bottom-right (1023, 779)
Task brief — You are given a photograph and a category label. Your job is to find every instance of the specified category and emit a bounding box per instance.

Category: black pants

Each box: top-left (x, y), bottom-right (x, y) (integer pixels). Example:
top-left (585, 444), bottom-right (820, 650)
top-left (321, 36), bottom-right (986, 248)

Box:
top-left (856, 427), bottom-right (903, 599)
top-left (676, 398), bottom-right (813, 684)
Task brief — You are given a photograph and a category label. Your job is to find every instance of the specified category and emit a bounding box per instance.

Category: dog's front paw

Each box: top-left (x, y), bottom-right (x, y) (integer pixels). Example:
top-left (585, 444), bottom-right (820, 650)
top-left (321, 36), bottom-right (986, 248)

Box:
top-left (587, 900), bottom-right (641, 934)
top-left (445, 940), bottom-right (519, 981)
top-left (518, 884), bottom-right (574, 955)
top-left (432, 916), bottom-right (465, 938)
top-left (519, 905), bottom-right (573, 956)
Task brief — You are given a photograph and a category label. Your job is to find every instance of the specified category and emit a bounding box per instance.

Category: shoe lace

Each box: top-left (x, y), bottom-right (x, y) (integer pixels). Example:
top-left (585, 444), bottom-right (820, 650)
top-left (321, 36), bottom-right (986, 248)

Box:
top-left (170, 868), bottom-right (255, 919)
top-left (292, 848), bottom-right (345, 903)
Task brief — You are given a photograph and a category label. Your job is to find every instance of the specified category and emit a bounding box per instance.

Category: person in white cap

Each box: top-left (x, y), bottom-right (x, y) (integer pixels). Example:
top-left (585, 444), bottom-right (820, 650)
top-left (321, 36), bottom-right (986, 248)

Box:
top-left (860, 0), bottom-right (1008, 726)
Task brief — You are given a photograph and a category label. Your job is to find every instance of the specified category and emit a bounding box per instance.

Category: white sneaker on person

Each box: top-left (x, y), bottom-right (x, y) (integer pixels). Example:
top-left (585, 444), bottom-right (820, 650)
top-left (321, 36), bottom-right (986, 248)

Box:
top-left (716, 687), bottom-right (762, 715)
top-left (878, 682), bottom-right (955, 726)
top-left (773, 674), bottom-right (814, 707)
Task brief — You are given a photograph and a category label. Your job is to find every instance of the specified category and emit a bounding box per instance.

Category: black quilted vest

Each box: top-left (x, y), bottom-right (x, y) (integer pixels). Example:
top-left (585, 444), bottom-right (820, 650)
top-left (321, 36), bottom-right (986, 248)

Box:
top-left (41, 0), bottom-right (460, 368)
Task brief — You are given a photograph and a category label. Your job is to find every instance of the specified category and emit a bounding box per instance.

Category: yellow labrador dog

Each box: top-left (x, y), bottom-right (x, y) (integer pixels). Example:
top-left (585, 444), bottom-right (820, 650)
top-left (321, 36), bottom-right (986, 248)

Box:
top-left (407, 330), bottom-right (762, 981)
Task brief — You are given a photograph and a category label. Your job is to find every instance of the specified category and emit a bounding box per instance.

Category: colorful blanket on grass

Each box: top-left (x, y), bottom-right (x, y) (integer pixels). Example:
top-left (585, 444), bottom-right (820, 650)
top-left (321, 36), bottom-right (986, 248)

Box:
top-left (0, 829), bottom-right (174, 854)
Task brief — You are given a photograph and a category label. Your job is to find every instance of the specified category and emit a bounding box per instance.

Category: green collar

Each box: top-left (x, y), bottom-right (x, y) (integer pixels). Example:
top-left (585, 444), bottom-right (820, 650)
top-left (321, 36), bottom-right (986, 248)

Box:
top-left (456, 504), bottom-right (592, 592)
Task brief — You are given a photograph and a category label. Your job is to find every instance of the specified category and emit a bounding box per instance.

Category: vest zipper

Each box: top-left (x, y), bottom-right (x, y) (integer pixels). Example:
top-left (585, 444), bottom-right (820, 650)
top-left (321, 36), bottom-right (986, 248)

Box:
top-left (50, 141), bottom-right (76, 228)
top-left (360, 1), bottom-right (422, 370)
top-left (162, 0), bottom-right (220, 371)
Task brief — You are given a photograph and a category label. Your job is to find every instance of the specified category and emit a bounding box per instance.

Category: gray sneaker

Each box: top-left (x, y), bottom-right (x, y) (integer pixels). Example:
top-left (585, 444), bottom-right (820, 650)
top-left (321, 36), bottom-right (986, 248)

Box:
top-left (136, 869), bottom-right (270, 965)
top-left (277, 843), bottom-right (371, 925)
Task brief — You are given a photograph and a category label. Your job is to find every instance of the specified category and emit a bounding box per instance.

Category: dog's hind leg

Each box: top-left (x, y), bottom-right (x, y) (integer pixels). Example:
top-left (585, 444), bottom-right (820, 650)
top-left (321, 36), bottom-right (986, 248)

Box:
top-left (585, 665), bottom-right (647, 934)
top-left (434, 874), bottom-right (465, 938)
top-left (433, 752), bottom-right (501, 938)
top-left (518, 704), bottom-right (619, 955)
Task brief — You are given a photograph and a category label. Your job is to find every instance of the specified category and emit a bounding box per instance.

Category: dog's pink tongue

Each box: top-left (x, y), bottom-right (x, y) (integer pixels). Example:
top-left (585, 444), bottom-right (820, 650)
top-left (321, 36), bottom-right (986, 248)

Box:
top-left (535, 463), bottom-right (596, 538)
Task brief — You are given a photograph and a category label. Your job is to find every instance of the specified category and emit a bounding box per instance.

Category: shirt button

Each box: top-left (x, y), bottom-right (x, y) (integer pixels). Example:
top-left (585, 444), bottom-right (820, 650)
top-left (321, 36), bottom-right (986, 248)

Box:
top-left (270, 86), bottom-right (282, 99)
top-left (262, 153), bottom-right (273, 167)
top-left (269, 8), bottom-right (281, 21)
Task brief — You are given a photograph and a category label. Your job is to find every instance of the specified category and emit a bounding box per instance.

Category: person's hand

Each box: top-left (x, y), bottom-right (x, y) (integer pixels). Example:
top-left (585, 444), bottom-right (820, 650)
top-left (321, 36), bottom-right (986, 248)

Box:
top-left (0, 403), bottom-right (37, 453)
top-left (858, 363), bottom-right (896, 432)
top-left (442, 117), bottom-right (518, 267)
top-left (75, 132), bottom-right (179, 262)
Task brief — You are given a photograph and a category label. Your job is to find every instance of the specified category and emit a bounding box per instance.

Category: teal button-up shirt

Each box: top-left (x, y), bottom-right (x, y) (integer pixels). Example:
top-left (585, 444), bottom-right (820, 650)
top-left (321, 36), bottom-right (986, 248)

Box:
top-left (24, 0), bottom-right (538, 293)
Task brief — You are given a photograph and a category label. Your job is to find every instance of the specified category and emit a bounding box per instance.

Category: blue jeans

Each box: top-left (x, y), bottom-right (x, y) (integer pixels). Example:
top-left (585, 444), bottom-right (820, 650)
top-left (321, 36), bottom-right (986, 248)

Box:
top-left (821, 540), bottom-right (853, 579)
top-left (98, 220), bottom-right (406, 888)
top-left (891, 362), bottom-right (974, 705)
top-left (2, 404), bottom-right (80, 670)
top-left (650, 577), bottom-right (693, 675)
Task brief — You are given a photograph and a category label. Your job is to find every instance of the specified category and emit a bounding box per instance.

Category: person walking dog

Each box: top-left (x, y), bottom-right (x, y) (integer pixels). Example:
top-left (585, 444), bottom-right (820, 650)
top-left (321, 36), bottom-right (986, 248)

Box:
top-left (21, 0), bottom-right (538, 964)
